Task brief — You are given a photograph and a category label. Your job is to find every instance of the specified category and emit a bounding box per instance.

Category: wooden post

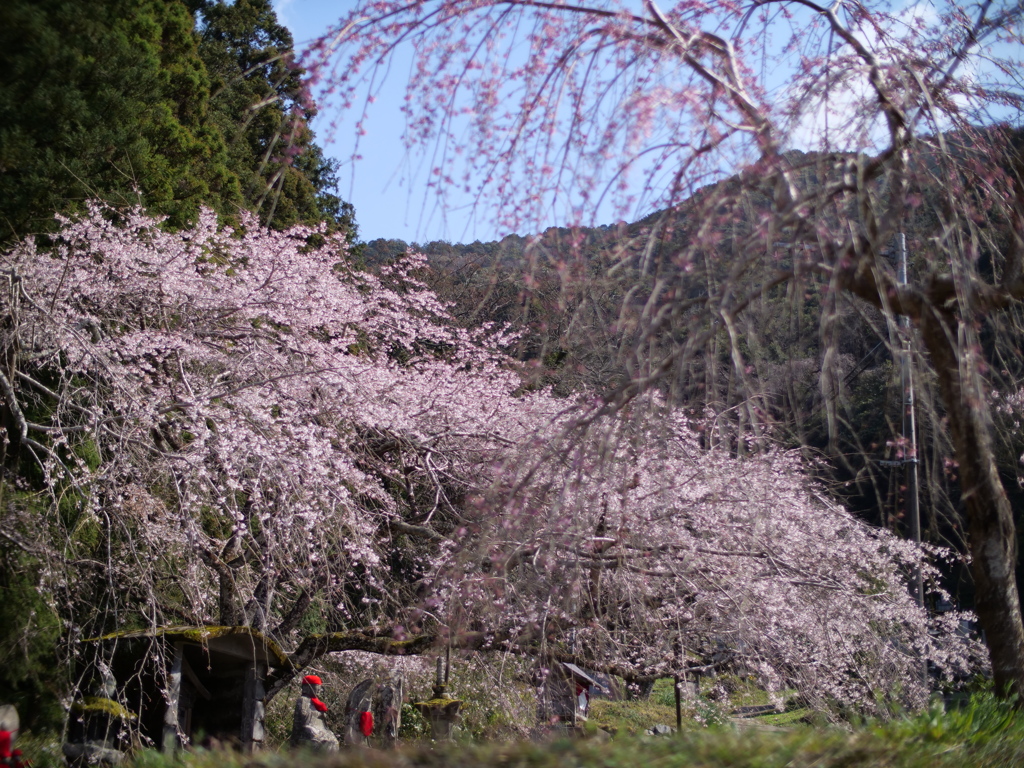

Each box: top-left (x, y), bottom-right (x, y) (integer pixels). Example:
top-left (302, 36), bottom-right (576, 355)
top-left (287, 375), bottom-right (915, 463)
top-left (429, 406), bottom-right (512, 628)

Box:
top-left (162, 643), bottom-right (183, 753)
top-left (673, 638), bottom-right (683, 733)
top-left (241, 662), bottom-right (267, 752)
top-left (674, 673), bottom-right (683, 732)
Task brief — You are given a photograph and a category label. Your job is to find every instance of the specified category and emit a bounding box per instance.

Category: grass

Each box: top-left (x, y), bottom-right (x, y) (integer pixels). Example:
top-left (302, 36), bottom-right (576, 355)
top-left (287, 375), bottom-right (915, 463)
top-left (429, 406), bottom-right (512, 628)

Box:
top-left (116, 708), bottom-right (1024, 768)
top-left (587, 698), bottom-right (683, 735)
top-left (9, 731), bottom-right (66, 768)
top-left (19, 692), bottom-right (1024, 768)
top-left (746, 707), bottom-right (814, 727)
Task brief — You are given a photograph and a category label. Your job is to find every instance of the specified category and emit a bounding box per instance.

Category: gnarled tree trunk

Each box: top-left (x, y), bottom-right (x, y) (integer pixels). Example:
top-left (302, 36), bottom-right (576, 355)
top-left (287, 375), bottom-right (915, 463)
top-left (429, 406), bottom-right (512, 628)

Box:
top-left (921, 305), bottom-right (1024, 697)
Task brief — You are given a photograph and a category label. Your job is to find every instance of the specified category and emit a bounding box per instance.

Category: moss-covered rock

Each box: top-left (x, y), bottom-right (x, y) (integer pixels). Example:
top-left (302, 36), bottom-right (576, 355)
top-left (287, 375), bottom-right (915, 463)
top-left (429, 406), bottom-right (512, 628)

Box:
top-left (69, 696), bottom-right (136, 721)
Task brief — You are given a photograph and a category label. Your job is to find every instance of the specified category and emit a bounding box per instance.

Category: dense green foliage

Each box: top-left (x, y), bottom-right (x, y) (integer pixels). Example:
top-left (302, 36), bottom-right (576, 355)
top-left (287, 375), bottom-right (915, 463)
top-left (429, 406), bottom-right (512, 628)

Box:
top-left (0, 0), bottom-right (240, 238)
top-left (0, 525), bottom-right (63, 728)
top-left (0, 0), bottom-right (356, 243)
top-left (191, 0), bottom-right (357, 235)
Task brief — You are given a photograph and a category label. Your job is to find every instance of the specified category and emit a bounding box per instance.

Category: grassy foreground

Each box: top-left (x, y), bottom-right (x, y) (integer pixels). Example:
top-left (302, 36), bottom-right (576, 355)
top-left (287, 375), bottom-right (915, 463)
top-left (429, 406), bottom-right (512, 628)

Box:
top-left (19, 694), bottom-right (1024, 768)
top-left (132, 720), bottom-right (1020, 768)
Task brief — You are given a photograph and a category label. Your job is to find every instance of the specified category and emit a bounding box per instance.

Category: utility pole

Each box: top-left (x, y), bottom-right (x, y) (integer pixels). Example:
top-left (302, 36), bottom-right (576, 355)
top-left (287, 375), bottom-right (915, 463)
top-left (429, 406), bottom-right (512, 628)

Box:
top-left (897, 233), bottom-right (924, 611)
top-left (897, 233), bottom-right (929, 689)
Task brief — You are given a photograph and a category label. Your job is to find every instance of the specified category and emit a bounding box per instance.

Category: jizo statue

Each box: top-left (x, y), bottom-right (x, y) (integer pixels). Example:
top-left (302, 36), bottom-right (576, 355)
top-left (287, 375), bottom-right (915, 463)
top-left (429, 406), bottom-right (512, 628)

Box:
top-left (343, 679), bottom-right (375, 747)
top-left (291, 675), bottom-right (339, 752)
top-left (0, 705), bottom-right (18, 767)
top-left (374, 677), bottom-right (403, 749)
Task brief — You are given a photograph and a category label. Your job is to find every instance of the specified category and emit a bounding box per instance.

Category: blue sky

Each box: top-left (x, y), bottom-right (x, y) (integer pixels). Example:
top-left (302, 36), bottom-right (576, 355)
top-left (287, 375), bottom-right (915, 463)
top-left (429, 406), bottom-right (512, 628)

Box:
top-left (275, 0), bottom-right (501, 245)
top-left (273, 0), bottom-right (656, 245)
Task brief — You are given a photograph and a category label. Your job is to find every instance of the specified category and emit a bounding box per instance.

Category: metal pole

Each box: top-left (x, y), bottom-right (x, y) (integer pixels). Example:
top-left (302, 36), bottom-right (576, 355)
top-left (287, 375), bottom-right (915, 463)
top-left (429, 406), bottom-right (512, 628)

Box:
top-left (897, 233), bottom-right (924, 610)
top-left (898, 233), bottom-right (928, 689)
top-left (673, 637), bottom-right (683, 733)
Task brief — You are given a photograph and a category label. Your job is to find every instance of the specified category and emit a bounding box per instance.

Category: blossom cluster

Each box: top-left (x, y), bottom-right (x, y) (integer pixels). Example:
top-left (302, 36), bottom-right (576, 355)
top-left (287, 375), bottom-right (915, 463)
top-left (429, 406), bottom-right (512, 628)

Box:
top-left (1, 204), bottom-right (558, 635)
top-left (439, 399), bottom-right (981, 714)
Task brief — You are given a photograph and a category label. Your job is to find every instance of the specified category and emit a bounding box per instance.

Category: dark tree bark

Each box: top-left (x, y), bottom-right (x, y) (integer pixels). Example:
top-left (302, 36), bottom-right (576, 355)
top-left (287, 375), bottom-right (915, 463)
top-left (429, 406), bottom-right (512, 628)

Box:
top-left (920, 305), bottom-right (1024, 697)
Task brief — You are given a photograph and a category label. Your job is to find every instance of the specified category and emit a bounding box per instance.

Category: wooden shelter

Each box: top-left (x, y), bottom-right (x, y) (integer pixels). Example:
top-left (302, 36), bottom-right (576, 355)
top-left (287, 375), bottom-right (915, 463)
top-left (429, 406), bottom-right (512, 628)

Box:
top-left (536, 662), bottom-right (602, 727)
top-left (84, 626), bottom-right (291, 752)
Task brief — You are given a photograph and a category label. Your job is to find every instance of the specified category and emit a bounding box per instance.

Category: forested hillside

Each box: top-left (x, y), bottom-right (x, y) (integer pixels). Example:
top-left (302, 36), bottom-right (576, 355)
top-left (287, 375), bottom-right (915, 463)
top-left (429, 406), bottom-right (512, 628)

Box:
top-left (375, 141), bottom-right (1024, 612)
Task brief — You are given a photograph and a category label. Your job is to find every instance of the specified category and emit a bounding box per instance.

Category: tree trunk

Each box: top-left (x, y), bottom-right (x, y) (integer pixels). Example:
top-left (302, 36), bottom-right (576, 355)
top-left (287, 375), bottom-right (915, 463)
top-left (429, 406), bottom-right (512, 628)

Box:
top-left (623, 675), bottom-right (656, 700)
top-left (921, 308), bottom-right (1024, 697)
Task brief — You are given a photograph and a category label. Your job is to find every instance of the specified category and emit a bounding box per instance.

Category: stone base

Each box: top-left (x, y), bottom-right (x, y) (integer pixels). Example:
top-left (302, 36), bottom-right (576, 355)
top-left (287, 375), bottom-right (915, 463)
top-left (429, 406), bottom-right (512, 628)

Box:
top-left (62, 741), bottom-right (125, 766)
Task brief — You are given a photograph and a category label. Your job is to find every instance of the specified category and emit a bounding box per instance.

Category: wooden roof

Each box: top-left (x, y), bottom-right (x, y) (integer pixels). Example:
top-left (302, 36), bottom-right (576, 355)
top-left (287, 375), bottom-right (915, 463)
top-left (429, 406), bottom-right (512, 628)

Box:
top-left (85, 625), bottom-right (292, 670)
top-left (560, 662), bottom-right (604, 690)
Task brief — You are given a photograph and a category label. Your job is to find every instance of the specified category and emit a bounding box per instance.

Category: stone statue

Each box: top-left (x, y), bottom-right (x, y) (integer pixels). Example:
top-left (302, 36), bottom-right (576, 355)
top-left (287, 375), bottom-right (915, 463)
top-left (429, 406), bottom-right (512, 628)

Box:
top-left (374, 677), bottom-right (403, 749)
top-left (343, 679), bottom-right (375, 747)
top-left (290, 675), bottom-right (339, 752)
top-left (0, 704), bottom-right (19, 766)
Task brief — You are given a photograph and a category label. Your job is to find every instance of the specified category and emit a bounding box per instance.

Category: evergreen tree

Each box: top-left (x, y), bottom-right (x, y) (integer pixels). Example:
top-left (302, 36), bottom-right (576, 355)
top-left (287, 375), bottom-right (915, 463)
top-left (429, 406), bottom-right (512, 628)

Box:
top-left (0, 0), bottom-right (358, 244)
top-left (192, 0), bottom-right (358, 238)
top-left (0, 0), bottom-right (242, 241)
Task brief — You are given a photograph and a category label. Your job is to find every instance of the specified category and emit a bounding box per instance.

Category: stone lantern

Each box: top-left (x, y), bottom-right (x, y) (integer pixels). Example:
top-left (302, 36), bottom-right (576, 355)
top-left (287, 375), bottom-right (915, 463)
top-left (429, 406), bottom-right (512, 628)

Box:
top-left (63, 666), bottom-right (135, 766)
top-left (412, 657), bottom-right (462, 741)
